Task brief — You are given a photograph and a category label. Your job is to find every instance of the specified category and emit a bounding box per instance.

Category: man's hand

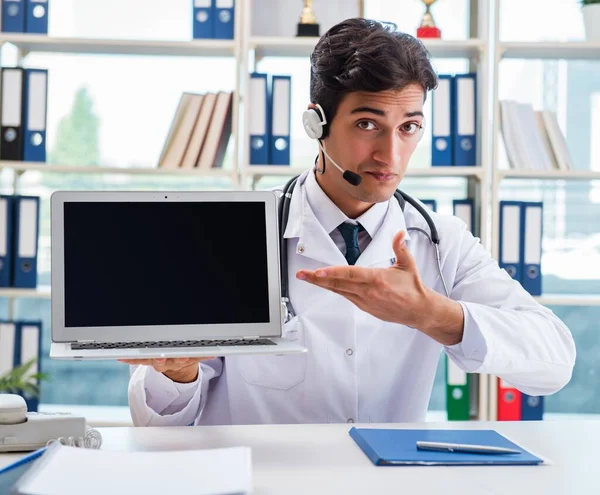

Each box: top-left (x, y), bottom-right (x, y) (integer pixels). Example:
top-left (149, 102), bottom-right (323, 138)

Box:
top-left (117, 357), bottom-right (215, 383)
top-left (295, 231), bottom-right (464, 346)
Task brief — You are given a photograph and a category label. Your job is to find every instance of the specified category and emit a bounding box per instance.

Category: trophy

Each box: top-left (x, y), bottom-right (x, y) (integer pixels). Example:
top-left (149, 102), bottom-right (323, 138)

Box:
top-left (417, 0), bottom-right (442, 39)
top-left (296, 0), bottom-right (320, 37)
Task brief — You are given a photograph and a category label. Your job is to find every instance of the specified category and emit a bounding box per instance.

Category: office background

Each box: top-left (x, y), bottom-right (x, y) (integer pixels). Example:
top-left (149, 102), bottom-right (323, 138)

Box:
top-left (0, 0), bottom-right (598, 422)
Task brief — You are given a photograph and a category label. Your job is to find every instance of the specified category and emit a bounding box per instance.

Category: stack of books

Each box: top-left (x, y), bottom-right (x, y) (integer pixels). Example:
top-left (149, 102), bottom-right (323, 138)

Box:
top-left (500, 101), bottom-right (573, 171)
top-left (157, 91), bottom-right (233, 170)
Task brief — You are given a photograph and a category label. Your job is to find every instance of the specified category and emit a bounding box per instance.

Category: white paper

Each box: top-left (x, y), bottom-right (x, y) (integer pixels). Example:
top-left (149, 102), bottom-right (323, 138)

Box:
top-left (18, 444), bottom-right (252, 495)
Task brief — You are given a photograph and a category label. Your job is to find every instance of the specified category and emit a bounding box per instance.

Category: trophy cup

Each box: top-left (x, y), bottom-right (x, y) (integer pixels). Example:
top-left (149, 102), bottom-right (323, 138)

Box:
top-left (417, 0), bottom-right (442, 39)
top-left (296, 0), bottom-right (320, 37)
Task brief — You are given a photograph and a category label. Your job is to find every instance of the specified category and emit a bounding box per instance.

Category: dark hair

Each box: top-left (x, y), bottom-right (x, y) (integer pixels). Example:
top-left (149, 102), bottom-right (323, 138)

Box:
top-left (309, 18), bottom-right (438, 139)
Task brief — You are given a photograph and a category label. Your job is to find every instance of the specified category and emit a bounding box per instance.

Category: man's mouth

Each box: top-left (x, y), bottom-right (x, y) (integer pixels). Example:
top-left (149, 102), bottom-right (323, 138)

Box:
top-left (365, 172), bottom-right (396, 182)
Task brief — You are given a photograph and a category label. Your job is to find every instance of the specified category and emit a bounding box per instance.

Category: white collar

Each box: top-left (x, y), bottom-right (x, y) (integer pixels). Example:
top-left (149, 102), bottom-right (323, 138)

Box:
top-left (282, 169), bottom-right (412, 267)
top-left (303, 169), bottom-right (388, 239)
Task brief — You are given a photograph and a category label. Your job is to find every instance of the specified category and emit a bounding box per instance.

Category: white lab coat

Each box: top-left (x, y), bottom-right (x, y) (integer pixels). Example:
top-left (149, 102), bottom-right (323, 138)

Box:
top-left (128, 169), bottom-right (575, 427)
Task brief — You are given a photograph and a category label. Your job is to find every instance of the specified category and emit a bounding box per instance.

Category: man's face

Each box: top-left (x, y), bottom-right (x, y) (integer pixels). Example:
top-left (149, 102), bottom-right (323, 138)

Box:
top-left (317, 85), bottom-right (425, 206)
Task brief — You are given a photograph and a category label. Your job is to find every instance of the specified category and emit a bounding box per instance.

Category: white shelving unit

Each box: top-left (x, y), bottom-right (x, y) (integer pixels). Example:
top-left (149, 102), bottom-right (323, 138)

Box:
top-left (486, 0), bottom-right (600, 420)
top-left (500, 41), bottom-right (600, 61)
top-left (1, 0), bottom-right (596, 422)
top-left (0, 34), bottom-right (236, 57)
top-left (0, 0), bottom-right (495, 421)
top-left (0, 286), bottom-right (51, 299)
top-left (0, 160), bottom-right (238, 179)
top-left (534, 295), bottom-right (600, 307)
top-left (248, 36), bottom-right (485, 60)
top-left (496, 169), bottom-right (600, 181)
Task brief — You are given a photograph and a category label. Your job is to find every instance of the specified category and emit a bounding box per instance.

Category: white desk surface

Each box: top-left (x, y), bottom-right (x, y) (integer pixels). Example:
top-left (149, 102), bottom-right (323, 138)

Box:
top-left (1, 420), bottom-right (598, 494)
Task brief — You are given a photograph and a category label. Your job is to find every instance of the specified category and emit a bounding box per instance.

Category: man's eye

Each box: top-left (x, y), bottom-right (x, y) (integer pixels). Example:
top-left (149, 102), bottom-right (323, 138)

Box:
top-left (357, 121), bottom-right (376, 131)
top-left (402, 122), bottom-right (420, 135)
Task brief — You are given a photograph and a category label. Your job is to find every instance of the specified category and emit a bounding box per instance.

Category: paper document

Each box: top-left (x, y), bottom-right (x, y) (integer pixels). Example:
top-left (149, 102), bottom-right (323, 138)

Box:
top-left (14, 443), bottom-right (252, 495)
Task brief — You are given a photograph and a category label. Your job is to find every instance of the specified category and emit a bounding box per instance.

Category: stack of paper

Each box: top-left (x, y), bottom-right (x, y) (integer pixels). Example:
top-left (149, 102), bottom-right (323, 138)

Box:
top-left (13, 443), bottom-right (252, 495)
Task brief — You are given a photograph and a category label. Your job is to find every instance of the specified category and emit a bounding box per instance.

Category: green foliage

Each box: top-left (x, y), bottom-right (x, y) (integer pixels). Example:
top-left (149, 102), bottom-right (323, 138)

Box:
top-left (0, 358), bottom-right (49, 397)
top-left (581, 0), bottom-right (600, 6)
top-left (48, 86), bottom-right (100, 167)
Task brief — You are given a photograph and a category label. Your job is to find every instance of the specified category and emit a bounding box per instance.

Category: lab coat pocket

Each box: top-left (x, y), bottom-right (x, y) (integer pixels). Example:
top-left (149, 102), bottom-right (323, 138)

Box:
top-left (237, 316), bottom-right (307, 391)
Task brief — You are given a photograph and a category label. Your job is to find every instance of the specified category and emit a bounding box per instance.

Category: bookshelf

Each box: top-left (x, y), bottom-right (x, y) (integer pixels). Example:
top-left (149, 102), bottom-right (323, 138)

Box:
top-left (500, 41), bottom-right (600, 61)
top-left (496, 169), bottom-right (600, 181)
top-left (486, 0), bottom-right (600, 421)
top-left (0, 34), bottom-right (236, 57)
top-left (248, 36), bottom-right (486, 60)
top-left (0, 160), bottom-right (239, 179)
top-left (0, 0), bottom-right (597, 422)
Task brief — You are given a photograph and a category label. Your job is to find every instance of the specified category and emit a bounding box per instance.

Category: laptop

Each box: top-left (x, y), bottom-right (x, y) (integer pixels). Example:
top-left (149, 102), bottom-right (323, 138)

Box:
top-left (49, 190), bottom-right (307, 360)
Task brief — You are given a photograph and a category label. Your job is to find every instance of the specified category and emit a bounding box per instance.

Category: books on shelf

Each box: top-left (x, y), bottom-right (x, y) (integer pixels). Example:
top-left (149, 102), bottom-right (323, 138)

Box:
top-left (0, 194), bottom-right (40, 289)
top-left (192, 0), bottom-right (235, 40)
top-left (500, 100), bottom-right (573, 172)
top-left (248, 72), bottom-right (291, 166)
top-left (157, 90), bottom-right (233, 170)
top-left (0, 320), bottom-right (43, 412)
top-left (431, 73), bottom-right (478, 167)
top-left (0, 67), bottom-right (49, 163)
top-left (1, 0), bottom-right (49, 34)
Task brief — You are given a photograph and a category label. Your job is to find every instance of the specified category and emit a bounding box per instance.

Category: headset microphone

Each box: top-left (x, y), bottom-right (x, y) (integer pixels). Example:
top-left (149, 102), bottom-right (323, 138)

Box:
top-left (303, 103), bottom-right (425, 188)
top-left (317, 141), bottom-right (362, 186)
top-left (304, 104), bottom-right (363, 186)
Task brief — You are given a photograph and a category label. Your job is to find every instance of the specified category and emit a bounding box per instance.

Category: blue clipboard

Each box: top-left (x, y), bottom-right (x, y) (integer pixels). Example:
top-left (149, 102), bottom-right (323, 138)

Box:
top-left (349, 428), bottom-right (544, 466)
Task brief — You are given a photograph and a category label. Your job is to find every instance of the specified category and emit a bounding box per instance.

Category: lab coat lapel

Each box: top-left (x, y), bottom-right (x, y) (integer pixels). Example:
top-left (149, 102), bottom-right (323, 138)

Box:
top-left (283, 170), bottom-right (348, 267)
top-left (357, 199), bottom-right (412, 267)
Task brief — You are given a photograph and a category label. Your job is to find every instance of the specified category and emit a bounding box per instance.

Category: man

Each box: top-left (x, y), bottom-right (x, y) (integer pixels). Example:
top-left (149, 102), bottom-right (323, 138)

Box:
top-left (122, 18), bottom-right (575, 427)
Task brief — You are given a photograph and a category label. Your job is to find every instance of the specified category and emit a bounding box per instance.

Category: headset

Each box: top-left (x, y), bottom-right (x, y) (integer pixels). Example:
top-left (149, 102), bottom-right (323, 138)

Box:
top-left (278, 104), bottom-right (449, 323)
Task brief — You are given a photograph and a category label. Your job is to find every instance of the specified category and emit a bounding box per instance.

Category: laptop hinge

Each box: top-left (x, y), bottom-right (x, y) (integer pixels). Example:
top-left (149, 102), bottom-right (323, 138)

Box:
top-left (76, 340), bottom-right (96, 343)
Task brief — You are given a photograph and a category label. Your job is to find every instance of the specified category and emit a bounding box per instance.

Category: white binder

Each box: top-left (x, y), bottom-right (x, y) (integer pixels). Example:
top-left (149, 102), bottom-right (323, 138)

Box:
top-left (20, 323), bottom-right (40, 375)
top-left (0, 322), bottom-right (17, 376)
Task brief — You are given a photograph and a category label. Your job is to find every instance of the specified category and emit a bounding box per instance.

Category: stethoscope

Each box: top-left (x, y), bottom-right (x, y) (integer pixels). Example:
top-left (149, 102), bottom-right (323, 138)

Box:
top-left (278, 172), bottom-right (451, 323)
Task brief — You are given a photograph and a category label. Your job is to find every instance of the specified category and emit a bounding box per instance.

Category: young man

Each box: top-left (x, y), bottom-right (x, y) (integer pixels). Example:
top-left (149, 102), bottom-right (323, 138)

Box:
top-left (122, 18), bottom-right (575, 427)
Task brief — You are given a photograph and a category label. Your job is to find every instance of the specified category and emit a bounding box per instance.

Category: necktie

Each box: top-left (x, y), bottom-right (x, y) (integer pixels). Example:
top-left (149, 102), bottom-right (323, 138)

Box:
top-left (337, 222), bottom-right (365, 265)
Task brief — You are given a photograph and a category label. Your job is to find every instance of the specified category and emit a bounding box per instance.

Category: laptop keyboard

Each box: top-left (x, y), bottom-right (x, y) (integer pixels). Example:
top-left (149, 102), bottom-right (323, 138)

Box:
top-left (71, 339), bottom-right (277, 350)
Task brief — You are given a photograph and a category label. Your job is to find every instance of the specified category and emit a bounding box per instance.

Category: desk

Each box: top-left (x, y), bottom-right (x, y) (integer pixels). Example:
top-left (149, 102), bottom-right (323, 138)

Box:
top-left (1, 420), bottom-right (598, 494)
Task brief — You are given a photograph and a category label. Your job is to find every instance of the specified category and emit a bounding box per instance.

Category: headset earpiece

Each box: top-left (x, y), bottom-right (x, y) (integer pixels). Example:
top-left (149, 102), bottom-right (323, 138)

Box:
top-left (302, 104), bottom-right (327, 140)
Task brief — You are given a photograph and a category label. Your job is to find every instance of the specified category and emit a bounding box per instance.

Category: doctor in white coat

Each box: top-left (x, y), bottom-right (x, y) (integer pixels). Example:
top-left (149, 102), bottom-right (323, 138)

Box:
top-left (122, 18), bottom-right (575, 427)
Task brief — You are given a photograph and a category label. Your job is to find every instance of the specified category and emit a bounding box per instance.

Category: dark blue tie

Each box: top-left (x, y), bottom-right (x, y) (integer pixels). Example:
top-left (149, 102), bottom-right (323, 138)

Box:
top-left (337, 222), bottom-right (365, 265)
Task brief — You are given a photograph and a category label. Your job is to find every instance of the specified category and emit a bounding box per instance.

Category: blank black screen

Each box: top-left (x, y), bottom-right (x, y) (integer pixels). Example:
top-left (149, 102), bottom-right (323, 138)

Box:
top-left (63, 201), bottom-right (270, 328)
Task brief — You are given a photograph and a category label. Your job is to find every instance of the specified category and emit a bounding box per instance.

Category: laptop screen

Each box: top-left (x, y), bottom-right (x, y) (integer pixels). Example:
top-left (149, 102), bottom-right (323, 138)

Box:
top-left (63, 201), bottom-right (270, 328)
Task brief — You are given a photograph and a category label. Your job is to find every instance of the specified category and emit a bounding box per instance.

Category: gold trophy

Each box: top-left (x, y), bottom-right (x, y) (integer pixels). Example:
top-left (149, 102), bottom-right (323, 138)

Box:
top-left (296, 0), bottom-right (320, 37)
top-left (417, 0), bottom-right (442, 39)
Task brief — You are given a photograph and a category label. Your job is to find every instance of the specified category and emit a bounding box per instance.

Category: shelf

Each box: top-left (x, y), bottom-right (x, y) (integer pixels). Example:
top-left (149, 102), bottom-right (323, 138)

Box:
top-left (249, 37), bottom-right (485, 59)
top-left (500, 41), bottom-right (600, 60)
top-left (0, 34), bottom-right (236, 57)
top-left (497, 169), bottom-right (600, 180)
top-left (3, 287), bottom-right (598, 306)
top-left (534, 295), bottom-right (600, 307)
top-left (246, 166), bottom-right (484, 179)
top-left (0, 161), bottom-right (238, 179)
top-left (0, 286), bottom-right (51, 299)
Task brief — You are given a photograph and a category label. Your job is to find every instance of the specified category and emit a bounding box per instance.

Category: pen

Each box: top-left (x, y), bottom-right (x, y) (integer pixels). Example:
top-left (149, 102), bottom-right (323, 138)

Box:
top-left (416, 441), bottom-right (521, 455)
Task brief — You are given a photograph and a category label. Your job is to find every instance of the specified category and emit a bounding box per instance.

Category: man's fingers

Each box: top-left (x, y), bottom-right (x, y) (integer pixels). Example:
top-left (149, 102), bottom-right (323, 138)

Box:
top-left (117, 359), bottom-right (155, 365)
top-left (392, 230), bottom-right (417, 270)
top-left (117, 356), bottom-right (215, 368)
top-left (296, 266), bottom-right (371, 292)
